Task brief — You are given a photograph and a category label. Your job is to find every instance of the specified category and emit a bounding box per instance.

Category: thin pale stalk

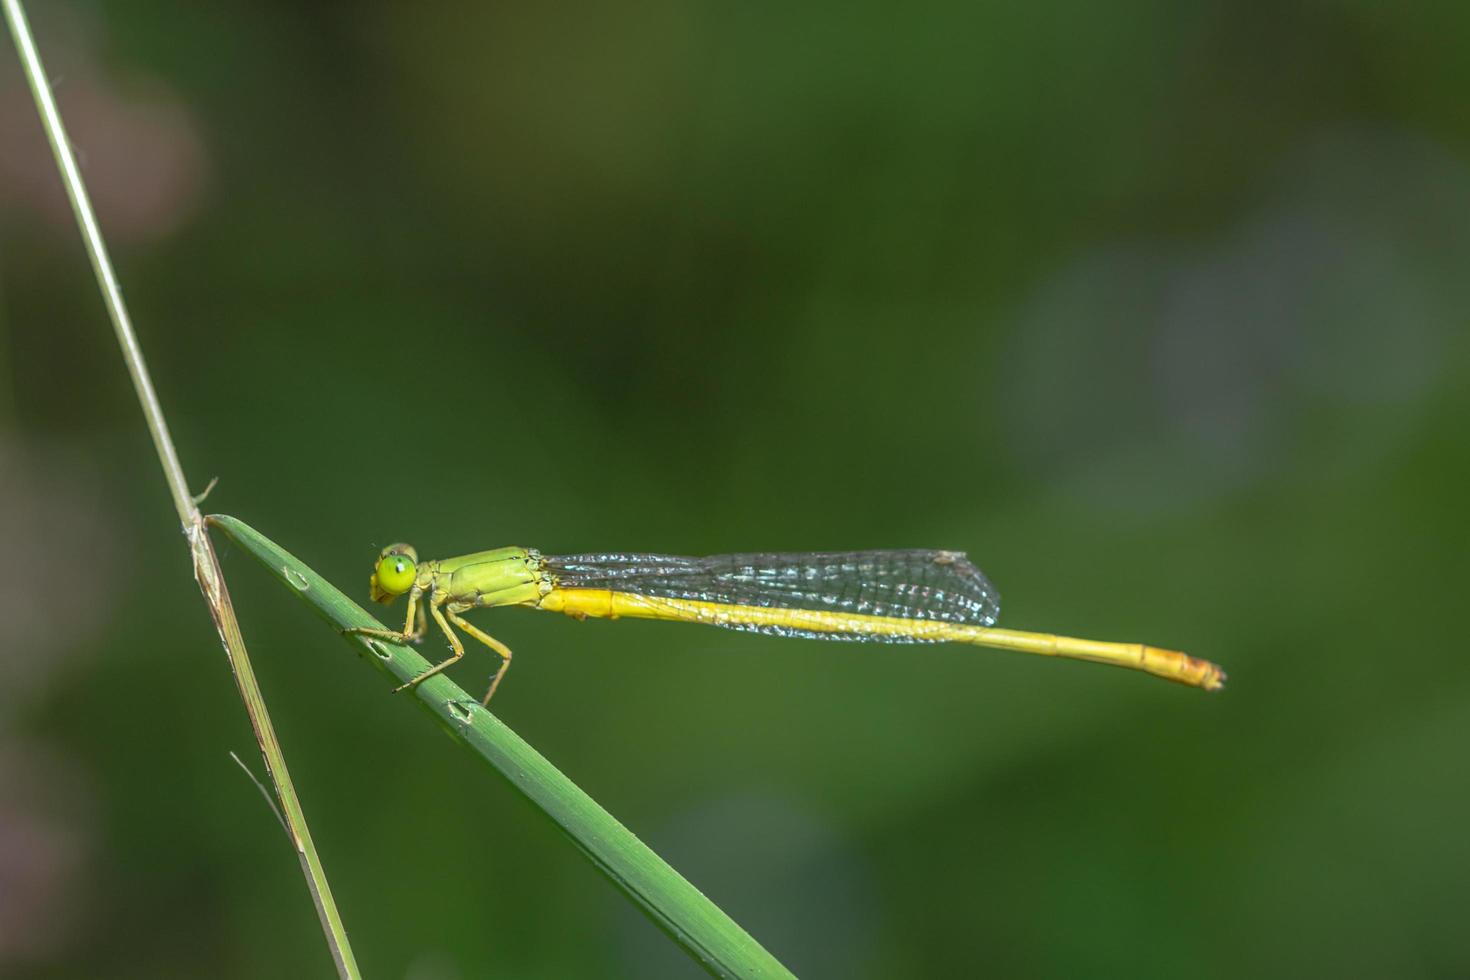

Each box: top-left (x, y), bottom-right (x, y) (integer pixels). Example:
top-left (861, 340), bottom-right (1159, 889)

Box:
top-left (2, 0), bottom-right (190, 523)
top-left (1, 4), bottom-right (359, 976)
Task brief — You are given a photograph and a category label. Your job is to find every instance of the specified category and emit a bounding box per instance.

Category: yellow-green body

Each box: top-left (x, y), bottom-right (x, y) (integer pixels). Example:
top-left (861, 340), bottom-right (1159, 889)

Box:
top-left (350, 543), bottom-right (553, 704)
top-left (416, 547), bottom-right (545, 610)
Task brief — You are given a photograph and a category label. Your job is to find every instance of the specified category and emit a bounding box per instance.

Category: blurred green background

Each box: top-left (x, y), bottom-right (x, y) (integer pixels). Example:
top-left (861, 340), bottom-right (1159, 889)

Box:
top-left (2, 1), bottom-right (1467, 977)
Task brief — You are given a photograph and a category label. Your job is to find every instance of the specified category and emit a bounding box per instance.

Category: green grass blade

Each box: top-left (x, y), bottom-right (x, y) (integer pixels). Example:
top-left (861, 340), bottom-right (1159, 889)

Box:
top-left (207, 514), bottom-right (796, 980)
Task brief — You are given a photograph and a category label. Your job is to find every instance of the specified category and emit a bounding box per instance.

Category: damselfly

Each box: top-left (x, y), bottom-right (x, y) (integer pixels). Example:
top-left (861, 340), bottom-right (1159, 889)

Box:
top-left (346, 546), bottom-right (1225, 703)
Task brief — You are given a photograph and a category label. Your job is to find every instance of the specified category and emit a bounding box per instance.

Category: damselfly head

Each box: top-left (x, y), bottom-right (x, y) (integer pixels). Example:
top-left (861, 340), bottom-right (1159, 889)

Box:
top-left (370, 543), bottom-right (418, 602)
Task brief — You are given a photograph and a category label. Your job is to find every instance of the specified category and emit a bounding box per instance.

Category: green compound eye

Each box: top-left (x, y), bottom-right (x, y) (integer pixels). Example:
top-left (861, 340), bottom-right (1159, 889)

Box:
top-left (372, 552), bottom-right (417, 597)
